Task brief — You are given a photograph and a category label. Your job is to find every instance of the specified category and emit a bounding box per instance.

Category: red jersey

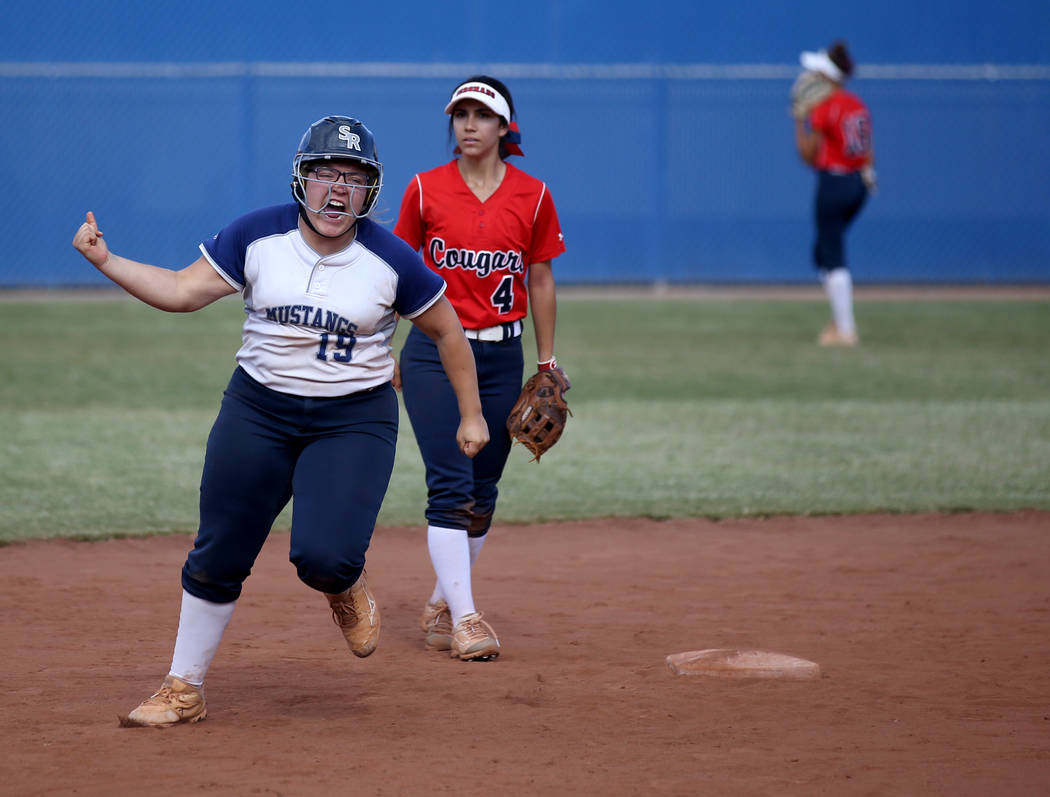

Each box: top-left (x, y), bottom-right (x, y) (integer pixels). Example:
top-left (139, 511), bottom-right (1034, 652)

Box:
top-left (810, 89), bottom-right (872, 173)
top-left (394, 161), bottom-right (565, 329)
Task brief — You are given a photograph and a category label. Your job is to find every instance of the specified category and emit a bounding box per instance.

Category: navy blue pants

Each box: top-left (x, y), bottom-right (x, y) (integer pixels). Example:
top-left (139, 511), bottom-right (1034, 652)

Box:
top-left (813, 170), bottom-right (868, 272)
top-left (182, 367), bottom-right (398, 603)
top-left (400, 326), bottom-right (524, 536)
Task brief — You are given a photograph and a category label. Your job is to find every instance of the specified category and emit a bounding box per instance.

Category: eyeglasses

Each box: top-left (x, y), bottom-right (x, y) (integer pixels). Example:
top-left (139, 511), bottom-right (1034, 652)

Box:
top-left (307, 167), bottom-right (372, 187)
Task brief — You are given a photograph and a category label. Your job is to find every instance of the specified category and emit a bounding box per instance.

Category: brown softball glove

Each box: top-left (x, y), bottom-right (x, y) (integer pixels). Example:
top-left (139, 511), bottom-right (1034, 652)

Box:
top-left (790, 69), bottom-right (835, 120)
top-left (506, 367), bottom-right (572, 462)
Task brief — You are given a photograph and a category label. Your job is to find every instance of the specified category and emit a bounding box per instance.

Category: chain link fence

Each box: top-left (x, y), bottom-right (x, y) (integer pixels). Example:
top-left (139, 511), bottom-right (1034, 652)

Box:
top-left (3, 61), bottom-right (1048, 286)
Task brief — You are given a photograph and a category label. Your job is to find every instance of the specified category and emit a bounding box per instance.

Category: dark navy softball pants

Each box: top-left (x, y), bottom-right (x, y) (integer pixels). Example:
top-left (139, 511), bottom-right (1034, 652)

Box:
top-left (399, 326), bottom-right (524, 536)
top-left (813, 170), bottom-right (868, 272)
top-left (182, 367), bottom-right (398, 603)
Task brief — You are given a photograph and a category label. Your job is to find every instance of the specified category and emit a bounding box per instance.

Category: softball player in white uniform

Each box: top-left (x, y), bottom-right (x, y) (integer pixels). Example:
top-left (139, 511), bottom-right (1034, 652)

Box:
top-left (72, 115), bottom-right (488, 727)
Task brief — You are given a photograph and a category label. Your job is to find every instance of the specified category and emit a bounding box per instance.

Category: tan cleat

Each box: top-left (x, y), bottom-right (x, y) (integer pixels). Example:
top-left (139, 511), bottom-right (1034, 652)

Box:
top-left (420, 599), bottom-right (453, 651)
top-left (122, 675), bottom-right (206, 728)
top-left (326, 571), bottom-right (380, 658)
top-left (450, 612), bottom-right (500, 661)
top-left (818, 323), bottom-right (859, 347)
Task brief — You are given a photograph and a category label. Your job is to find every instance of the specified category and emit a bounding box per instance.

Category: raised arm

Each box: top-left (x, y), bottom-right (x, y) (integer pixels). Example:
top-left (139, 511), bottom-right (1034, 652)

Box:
top-left (72, 211), bottom-right (237, 312)
top-left (409, 296), bottom-right (489, 458)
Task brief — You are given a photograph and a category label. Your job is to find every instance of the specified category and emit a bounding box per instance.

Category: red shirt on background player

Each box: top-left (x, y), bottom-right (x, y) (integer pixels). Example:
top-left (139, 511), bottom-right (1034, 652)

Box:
top-left (394, 75), bottom-right (567, 662)
top-left (810, 89), bottom-right (872, 173)
top-left (395, 159), bottom-right (564, 329)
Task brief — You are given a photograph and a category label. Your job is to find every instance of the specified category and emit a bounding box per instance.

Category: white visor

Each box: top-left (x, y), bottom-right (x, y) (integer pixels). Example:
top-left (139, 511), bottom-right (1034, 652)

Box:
top-left (800, 50), bottom-right (844, 82)
top-left (443, 82), bottom-right (511, 121)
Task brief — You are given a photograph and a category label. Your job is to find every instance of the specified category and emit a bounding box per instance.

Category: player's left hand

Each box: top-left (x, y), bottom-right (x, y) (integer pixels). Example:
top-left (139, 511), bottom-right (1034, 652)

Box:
top-left (547, 365), bottom-right (571, 392)
top-left (457, 413), bottom-right (489, 458)
top-left (391, 358), bottom-right (402, 391)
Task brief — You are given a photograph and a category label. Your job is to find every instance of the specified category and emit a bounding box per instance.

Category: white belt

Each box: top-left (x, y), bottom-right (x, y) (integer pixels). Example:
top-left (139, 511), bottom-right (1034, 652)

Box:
top-left (463, 320), bottom-right (523, 342)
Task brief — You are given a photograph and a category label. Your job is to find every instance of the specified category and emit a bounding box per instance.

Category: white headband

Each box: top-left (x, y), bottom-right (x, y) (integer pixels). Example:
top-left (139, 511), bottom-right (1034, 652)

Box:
top-left (800, 50), bottom-right (844, 82)
top-left (443, 82), bottom-right (511, 121)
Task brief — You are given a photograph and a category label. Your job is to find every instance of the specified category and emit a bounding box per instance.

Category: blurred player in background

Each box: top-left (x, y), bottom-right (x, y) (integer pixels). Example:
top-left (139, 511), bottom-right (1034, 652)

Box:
top-left (72, 115), bottom-right (487, 726)
top-left (793, 40), bottom-right (875, 346)
top-left (393, 75), bottom-right (567, 661)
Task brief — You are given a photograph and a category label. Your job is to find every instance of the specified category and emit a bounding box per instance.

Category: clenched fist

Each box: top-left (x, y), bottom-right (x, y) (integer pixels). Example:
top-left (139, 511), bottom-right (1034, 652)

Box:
top-left (72, 211), bottom-right (110, 268)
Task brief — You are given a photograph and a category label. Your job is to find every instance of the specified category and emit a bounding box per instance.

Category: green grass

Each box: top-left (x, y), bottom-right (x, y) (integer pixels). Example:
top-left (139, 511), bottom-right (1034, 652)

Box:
top-left (1, 292), bottom-right (1048, 542)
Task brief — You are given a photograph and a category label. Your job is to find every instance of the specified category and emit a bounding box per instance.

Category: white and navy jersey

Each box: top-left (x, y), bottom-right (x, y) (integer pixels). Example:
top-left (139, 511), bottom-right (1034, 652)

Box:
top-left (200, 203), bottom-right (445, 397)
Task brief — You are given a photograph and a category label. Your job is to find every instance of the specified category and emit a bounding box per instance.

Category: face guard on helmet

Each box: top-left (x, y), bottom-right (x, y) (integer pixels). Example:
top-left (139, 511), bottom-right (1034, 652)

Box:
top-left (291, 116), bottom-right (383, 223)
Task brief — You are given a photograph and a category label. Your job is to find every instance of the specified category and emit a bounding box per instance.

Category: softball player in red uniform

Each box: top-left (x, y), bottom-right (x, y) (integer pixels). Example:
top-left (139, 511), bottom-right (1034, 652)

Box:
top-left (72, 115), bottom-right (488, 726)
top-left (795, 41), bottom-right (875, 346)
top-left (394, 76), bottom-right (566, 660)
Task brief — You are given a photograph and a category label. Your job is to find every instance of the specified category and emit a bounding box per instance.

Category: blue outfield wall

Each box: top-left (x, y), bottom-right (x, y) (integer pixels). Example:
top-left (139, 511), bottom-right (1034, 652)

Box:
top-left (2, 1), bottom-right (1049, 286)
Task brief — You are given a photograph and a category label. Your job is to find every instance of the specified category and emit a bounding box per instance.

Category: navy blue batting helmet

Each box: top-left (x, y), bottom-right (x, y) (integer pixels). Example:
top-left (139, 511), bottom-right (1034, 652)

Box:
top-left (291, 116), bottom-right (382, 217)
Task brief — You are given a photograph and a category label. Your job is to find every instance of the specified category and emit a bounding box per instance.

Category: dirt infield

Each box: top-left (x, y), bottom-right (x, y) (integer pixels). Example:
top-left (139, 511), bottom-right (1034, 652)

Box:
top-left (2, 513), bottom-right (1048, 796)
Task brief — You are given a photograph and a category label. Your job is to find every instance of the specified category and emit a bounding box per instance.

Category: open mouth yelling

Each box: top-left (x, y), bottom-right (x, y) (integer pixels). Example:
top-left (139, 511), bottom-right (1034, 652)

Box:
top-left (322, 200), bottom-right (347, 220)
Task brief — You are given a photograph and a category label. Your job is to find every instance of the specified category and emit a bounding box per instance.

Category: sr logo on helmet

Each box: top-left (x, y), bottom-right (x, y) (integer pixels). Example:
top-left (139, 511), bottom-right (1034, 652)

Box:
top-left (338, 125), bottom-right (362, 151)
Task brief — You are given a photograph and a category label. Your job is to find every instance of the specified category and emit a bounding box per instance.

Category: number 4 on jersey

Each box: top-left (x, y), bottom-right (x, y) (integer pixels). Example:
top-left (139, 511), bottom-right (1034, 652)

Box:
top-left (490, 275), bottom-right (514, 314)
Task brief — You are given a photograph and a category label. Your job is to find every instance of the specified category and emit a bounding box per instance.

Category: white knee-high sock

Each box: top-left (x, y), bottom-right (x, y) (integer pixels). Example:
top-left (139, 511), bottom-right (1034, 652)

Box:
top-left (426, 525), bottom-right (476, 623)
top-left (169, 590), bottom-right (236, 687)
top-left (427, 532), bottom-right (488, 605)
top-left (823, 267), bottom-right (856, 335)
top-left (467, 534), bottom-right (487, 563)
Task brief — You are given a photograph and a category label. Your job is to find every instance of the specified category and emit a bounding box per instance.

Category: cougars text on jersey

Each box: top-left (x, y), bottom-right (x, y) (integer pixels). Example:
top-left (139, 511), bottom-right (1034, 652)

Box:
top-left (428, 238), bottom-right (525, 278)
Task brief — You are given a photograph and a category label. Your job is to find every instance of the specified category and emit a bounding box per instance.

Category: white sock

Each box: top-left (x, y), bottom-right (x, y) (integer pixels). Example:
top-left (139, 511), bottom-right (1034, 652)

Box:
top-left (468, 534), bottom-right (487, 563)
top-left (822, 268), bottom-right (856, 335)
top-left (426, 525), bottom-right (476, 624)
top-left (427, 582), bottom-right (444, 605)
top-left (169, 590), bottom-right (236, 687)
top-left (428, 533), bottom-right (488, 605)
